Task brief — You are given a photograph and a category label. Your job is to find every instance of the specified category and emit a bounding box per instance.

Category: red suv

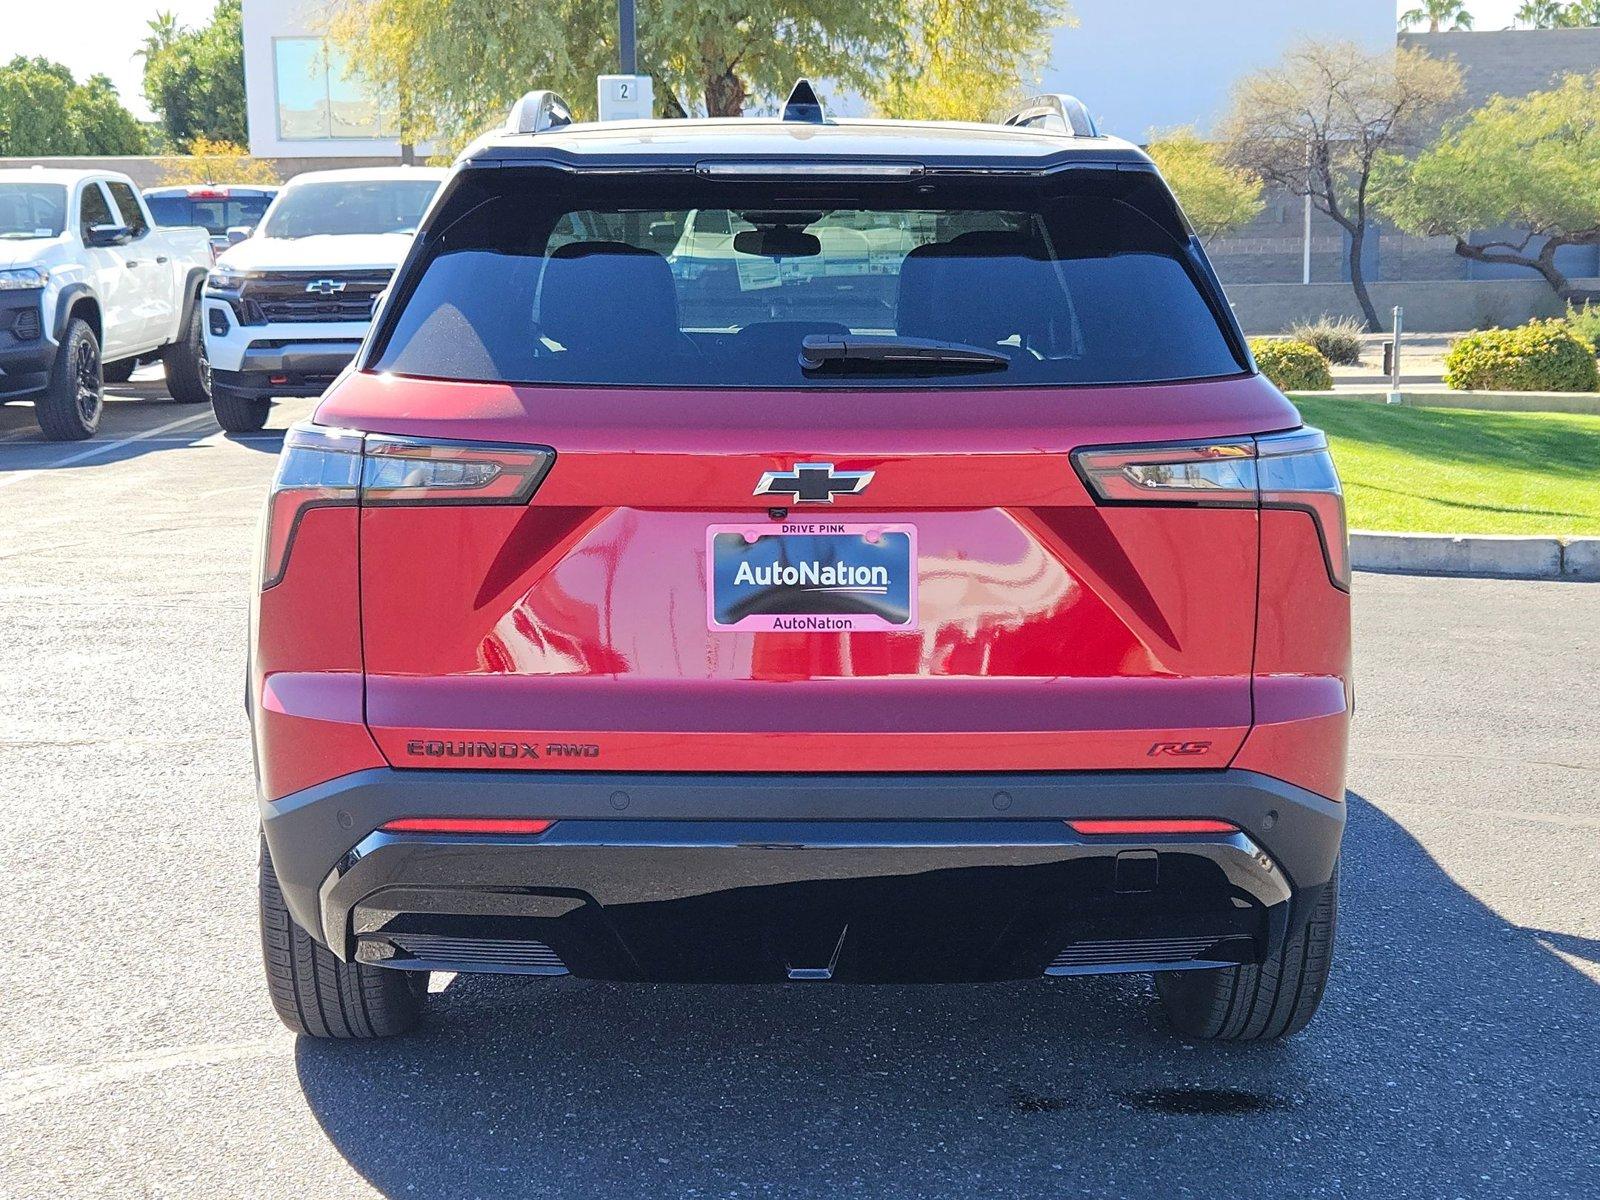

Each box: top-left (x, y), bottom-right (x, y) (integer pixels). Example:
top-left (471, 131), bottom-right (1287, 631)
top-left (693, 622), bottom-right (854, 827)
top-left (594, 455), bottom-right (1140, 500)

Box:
top-left (252, 88), bottom-right (1349, 1041)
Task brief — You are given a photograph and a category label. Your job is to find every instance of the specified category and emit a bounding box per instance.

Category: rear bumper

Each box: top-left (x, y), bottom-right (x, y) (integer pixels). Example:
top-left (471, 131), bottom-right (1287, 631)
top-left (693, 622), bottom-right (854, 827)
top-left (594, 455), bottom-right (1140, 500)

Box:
top-left (262, 768), bottom-right (1344, 984)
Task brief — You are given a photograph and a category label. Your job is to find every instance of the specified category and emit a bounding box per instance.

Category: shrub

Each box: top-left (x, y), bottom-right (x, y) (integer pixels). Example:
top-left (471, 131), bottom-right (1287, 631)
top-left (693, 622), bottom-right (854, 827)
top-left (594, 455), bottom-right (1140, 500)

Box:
top-left (1443, 320), bottom-right (1599, 392)
top-left (1286, 314), bottom-right (1365, 366)
top-left (1564, 301), bottom-right (1600, 351)
top-left (1249, 338), bottom-right (1334, 392)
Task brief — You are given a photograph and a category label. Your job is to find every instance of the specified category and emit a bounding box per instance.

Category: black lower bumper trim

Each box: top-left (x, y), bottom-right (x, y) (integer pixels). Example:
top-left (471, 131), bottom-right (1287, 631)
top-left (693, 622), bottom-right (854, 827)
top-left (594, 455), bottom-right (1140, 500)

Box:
top-left (261, 768), bottom-right (1344, 985)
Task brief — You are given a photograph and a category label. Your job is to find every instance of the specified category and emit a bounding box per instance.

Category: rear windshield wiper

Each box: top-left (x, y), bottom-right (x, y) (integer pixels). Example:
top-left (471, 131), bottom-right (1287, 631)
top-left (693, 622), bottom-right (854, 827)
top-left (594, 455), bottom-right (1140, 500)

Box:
top-left (799, 334), bottom-right (1009, 374)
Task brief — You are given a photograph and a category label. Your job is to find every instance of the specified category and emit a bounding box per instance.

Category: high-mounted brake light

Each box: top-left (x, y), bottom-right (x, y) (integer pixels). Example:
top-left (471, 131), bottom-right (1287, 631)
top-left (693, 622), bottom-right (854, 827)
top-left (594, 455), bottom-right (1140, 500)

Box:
top-left (260, 424), bottom-right (556, 590)
top-left (1072, 428), bottom-right (1349, 590)
top-left (381, 817), bottom-right (554, 835)
top-left (1067, 819), bottom-right (1238, 836)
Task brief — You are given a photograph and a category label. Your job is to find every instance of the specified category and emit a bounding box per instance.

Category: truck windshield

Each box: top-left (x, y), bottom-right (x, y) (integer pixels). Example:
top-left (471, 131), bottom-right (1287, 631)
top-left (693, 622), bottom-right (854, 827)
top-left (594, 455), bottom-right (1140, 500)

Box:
top-left (370, 169), bottom-right (1246, 389)
top-left (261, 180), bottom-right (439, 239)
top-left (0, 184), bottom-right (67, 239)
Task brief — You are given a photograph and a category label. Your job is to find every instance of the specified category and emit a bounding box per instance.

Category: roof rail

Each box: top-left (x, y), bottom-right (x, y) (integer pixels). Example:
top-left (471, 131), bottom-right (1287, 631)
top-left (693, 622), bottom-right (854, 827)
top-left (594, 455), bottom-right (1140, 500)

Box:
top-left (1003, 95), bottom-right (1099, 138)
top-left (505, 90), bottom-right (574, 135)
top-left (781, 79), bottom-right (826, 124)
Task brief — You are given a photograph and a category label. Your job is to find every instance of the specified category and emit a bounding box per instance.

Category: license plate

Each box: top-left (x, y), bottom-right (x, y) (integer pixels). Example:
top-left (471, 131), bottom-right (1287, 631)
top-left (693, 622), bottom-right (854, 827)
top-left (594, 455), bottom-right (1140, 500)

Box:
top-left (706, 523), bottom-right (918, 632)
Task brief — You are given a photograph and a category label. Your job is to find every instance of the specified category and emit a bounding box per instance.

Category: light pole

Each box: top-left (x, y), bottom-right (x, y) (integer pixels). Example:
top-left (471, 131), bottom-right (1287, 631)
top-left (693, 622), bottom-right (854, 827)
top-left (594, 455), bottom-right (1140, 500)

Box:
top-left (619, 0), bottom-right (636, 75)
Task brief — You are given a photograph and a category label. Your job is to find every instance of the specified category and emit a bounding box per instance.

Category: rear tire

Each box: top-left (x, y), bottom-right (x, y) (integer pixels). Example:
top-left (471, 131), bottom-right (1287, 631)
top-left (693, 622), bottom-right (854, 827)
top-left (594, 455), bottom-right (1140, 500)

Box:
top-left (35, 317), bottom-right (103, 441)
top-left (1155, 863), bottom-right (1337, 1041)
top-left (162, 298), bottom-right (210, 404)
top-left (210, 382), bottom-right (270, 433)
top-left (259, 836), bottom-right (426, 1038)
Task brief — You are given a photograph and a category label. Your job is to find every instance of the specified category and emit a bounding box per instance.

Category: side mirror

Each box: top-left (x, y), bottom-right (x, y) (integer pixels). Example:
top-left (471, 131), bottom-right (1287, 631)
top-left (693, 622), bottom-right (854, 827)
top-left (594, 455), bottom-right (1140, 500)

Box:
top-left (85, 223), bottom-right (133, 248)
top-left (226, 225), bottom-right (253, 244)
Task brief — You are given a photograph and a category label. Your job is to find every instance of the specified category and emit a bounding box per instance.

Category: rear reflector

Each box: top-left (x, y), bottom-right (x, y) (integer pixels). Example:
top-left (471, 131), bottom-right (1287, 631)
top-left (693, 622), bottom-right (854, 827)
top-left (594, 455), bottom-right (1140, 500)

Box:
top-left (1067, 818), bottom-right (1238, 836)
top-left (381, 817), bottom-right (554, 835)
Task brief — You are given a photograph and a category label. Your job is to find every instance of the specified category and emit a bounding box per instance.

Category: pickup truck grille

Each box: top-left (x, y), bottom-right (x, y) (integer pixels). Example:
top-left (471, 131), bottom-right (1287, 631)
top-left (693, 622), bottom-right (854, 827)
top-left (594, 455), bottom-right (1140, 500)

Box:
top-left (239, 270), bottom-right (392, 324)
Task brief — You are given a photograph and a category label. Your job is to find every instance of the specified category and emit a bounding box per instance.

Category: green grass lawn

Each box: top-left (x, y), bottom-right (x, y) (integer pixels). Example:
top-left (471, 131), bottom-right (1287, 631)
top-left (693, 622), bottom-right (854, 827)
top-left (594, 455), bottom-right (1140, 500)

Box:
top-left (1292, 398), bottom-right (1600, 536)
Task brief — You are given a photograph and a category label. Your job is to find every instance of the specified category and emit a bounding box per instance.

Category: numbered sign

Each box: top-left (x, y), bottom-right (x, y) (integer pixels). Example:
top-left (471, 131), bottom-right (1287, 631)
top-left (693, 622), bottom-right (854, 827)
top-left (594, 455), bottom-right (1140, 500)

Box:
top-left (597, 75), bottom-right (654, 122)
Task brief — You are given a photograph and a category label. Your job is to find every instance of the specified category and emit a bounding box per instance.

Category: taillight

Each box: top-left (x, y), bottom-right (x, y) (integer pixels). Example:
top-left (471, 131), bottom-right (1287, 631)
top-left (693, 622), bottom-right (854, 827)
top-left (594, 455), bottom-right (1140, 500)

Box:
top-left (361, 436), bottom-right (554, 505)
top-left (1255, 428), bottom-right (1349, 590)
top-left (260, 425), bottom-right (556, 590)
top-left (1072, 427), bottom-right (1348, 590)
top-left (260, 425), bottom-right (361, 589)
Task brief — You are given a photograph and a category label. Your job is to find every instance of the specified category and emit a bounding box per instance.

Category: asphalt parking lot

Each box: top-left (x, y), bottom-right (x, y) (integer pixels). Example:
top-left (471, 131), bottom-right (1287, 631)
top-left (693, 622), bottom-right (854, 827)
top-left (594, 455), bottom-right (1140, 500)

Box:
top-left (1, 380), bottom-right (1597, 1199)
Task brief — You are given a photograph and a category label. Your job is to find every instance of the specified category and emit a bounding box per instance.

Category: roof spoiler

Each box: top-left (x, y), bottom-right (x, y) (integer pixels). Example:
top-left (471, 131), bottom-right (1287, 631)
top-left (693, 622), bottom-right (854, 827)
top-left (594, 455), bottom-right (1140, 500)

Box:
top-left (1003, 95), bottom-right (1099, 138)
top-left (505, 90), bottom-right (574, 135)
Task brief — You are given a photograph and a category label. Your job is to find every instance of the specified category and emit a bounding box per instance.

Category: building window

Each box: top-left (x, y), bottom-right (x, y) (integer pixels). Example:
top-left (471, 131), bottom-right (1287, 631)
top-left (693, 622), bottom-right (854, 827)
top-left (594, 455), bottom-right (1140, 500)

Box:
top-left (273, 37), bottom-right (393, 141)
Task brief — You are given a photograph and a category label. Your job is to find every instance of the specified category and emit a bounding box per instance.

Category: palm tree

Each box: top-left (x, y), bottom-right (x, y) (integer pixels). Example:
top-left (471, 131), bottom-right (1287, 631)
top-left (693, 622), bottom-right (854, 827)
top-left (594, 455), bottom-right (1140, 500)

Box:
top-left (1514, 0), bottom-right (1567, 27)
top-left (137, 11), bottom-right (182, 62)
top-left (1399, 1), bottom-right (1475, 32)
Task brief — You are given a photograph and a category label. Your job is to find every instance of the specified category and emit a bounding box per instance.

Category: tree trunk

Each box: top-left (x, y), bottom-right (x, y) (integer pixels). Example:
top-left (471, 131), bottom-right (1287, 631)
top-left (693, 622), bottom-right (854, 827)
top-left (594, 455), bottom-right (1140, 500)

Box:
top-left (1346, 222), bottom-right (1381, 332)
top-left (1453, 237), bottom-right (1578, 298)
top-left (703, 66), bottom-right (747, 118)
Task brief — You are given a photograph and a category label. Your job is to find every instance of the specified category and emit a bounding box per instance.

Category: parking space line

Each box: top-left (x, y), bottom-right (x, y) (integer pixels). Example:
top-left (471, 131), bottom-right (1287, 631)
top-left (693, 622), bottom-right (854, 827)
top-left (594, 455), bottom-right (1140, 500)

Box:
top-left (0, 410), bottom-right (219, 491)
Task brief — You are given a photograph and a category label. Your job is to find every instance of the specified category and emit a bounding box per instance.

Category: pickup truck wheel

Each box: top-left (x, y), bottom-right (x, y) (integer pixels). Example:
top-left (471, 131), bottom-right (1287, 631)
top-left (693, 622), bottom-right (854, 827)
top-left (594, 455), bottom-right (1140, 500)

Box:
top-left (102, 358), bottom-right (137, 384)
top-left (210, 383), bottom-right (270, 433)
top-left (162, 297), bottom-right (210, 404)
top-left (259, 836), bottom-right (426, 1038)
top-left (35, 317), bottom-right (104, 441)
top-left (1154, 862), bottom-right (1337, 1041)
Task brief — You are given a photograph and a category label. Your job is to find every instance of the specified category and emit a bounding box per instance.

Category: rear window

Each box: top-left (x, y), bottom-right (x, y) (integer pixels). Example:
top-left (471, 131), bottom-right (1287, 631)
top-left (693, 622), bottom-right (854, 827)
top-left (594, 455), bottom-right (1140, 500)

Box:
top-left (371, 170), bottom-right (1245, 389)
top-left (262, 179), bottom-right (439, 239)
top-left (148, 194), bottom-right (274, 235)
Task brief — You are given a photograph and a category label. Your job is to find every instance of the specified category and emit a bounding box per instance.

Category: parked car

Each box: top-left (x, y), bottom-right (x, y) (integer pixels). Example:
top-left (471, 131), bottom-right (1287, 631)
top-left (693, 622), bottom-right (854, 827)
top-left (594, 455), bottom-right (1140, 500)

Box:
top-left (202, 167), bottom-right (447, 434)
top-left (252, 87), bottom-right (1351, 1042)
top-left (143, 184), bottom-right (280, 259)
top-left (0, 168), bottom-right (213, 439)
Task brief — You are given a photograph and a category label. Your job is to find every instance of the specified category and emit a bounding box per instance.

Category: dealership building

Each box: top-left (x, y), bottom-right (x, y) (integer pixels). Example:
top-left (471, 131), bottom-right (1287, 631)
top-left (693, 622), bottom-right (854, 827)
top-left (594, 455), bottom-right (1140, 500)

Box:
top-left (228, 0), bottom-right (1599, 329)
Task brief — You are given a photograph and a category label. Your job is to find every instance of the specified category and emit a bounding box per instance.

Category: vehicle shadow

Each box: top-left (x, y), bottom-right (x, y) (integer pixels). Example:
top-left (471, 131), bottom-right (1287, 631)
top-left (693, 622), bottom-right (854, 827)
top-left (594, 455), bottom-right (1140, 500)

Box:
top-left (293, 795), bottom-right (1599, 1199)
top-left (0, 380), bottom-right (289, 470)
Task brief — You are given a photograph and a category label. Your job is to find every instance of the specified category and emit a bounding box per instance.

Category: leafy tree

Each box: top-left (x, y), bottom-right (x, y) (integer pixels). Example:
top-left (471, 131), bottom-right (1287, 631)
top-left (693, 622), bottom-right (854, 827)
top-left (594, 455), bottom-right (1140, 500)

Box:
top-left (140, 0), bottom-right (248, 147)
top-left (1146, 128), bottom-right (1263, 242)
top-left (0, 57), bottom-right (145, 155)
top-left (872, 0), bottom-right (1070, 123)
top-left (69, 74), bottom-right (149, 155)
top-left (1375, 73), bottom-right (1600, 299)
top-left (327, 0), bottom-right (1057, 148)
top-left (1514, 0), bottom-right (1566, 26)
top-left (158, 136), bottom-right (281, 185)
top-left (1219, 40), bottom-right (1461, 332)
top-left (1557, 0), bottom-right (1600, 25)
top-left (1399, 1), bottom-right (1473, 32)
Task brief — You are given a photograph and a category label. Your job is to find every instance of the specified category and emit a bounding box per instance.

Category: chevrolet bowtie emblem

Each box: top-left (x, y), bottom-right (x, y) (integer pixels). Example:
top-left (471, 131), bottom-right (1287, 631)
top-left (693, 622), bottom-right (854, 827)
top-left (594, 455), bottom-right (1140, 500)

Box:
top-left (753, 462), bottom-right (874, 504)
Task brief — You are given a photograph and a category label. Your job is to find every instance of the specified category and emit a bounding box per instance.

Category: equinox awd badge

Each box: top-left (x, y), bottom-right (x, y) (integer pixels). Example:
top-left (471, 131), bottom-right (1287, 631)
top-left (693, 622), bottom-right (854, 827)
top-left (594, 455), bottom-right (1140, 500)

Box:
top-left (753, 462), bottom-right (874, 504)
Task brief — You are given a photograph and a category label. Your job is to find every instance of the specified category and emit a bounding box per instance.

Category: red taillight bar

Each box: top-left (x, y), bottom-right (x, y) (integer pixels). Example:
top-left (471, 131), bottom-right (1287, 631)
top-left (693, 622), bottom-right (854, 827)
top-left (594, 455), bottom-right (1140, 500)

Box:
top-left (1067, 818), bottom-right (1238, 836)
top-left (260, 424), bottom-right (556, 591)
top-left (1072, 427), bottom-right (1349, 590)
top-left (381, 817), bottom-right (554, 835)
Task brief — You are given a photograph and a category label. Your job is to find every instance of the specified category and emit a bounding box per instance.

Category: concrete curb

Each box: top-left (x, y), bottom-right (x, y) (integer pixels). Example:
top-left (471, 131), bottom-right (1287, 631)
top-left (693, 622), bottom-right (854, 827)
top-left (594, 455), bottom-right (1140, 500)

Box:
top-left (1292, 389), bottom-right (1600, 415)
top-left (1351, 531), bottom-right (1600, 580)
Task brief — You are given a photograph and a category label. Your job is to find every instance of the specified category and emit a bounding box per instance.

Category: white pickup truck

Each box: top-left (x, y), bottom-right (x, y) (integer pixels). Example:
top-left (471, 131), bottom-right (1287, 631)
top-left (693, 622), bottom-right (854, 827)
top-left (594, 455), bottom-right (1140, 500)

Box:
top-left (203, 167), bottom-right (447, 432)
top-left (0, 167), bottom-right (213, 440)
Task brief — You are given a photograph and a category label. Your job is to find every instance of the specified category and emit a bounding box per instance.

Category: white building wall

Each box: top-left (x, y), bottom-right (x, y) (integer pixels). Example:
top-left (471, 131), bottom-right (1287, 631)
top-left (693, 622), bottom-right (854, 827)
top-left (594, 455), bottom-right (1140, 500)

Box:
top-left (243, 0), bottom-right (419, 159)
top-left (1043, 0), bottom-right (1395, 141)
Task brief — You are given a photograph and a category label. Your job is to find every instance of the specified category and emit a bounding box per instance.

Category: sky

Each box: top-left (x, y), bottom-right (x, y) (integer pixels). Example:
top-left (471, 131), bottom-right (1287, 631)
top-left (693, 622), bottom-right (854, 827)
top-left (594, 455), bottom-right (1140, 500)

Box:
top-left (7, 1), bottom-right (1536, 124)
